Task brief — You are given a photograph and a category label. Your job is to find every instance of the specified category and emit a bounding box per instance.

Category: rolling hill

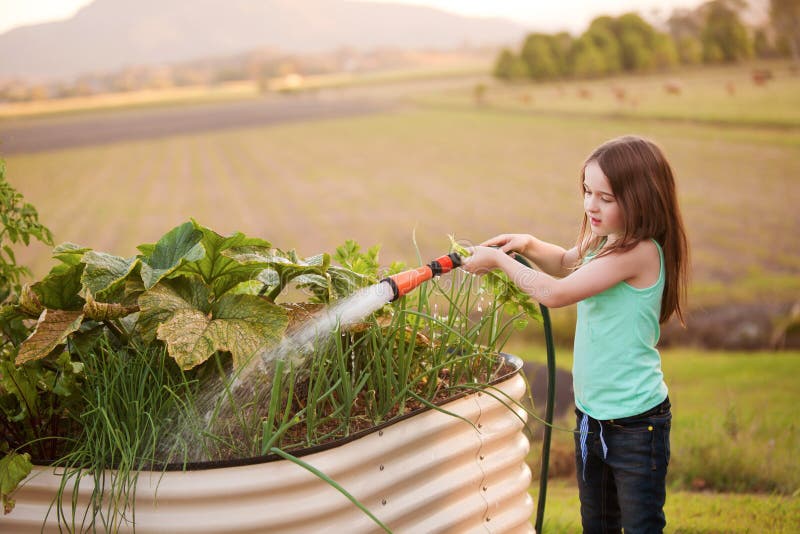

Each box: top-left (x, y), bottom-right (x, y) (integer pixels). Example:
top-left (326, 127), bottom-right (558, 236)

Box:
top-left (0, 0), bottom-right (526, 80)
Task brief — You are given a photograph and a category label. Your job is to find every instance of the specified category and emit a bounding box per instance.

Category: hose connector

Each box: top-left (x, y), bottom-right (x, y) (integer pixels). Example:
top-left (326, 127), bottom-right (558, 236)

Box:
top-left (382, 253), bottom-right (462, 302)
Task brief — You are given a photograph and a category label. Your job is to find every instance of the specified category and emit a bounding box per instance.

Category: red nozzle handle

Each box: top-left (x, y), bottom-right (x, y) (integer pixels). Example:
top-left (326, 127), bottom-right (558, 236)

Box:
top-left (384, 266), bottom-right (433, 301)
top-left (429, 253), bottom-right (462, 276)
top-left (382, 253), bottom-right (463, 301)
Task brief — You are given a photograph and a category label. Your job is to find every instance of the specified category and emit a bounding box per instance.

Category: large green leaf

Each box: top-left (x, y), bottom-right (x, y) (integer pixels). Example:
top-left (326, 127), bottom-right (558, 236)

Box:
top-left (51, 242), bottom-right (91, 266)
top-left (324, 266), bottom-right (370, 300)
top-left (178, 221), bottom-right (273, 298)
top-left (1, 451), bottom-right (32, 514)
top-left (80, 250), bottom-right (139, 300)
top-left (135, 276), bottom-right (211, 344)
top-left (292, 273), bottom-right (333, 302)
top-left (223, 248), bottom-right (330, 300)
top-left (156, 293), bottom-right (288, 370)
top-left (295, 241), bottom-right (385, 302)
top-left (30, 262), bottom-right (84, 311)
top-left (15, 309), bottom-right (84, 365)
top-left (139, 221), bottom-right (205, 290)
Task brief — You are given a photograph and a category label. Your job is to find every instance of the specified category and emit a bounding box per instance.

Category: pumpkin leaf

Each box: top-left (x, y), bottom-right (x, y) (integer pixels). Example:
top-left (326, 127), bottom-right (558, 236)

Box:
top-left (30, 262), bottom-right (84, 311)
top-left (326, 266), bottom-right (372, 300)
top-left (178, 220), bottom-right (273, 298)
top-left (1, 451), bottom-right (32, 514)
top-left (135, 276), bottom-right (211, 344)
top-left (223, 248), bottom-right (330, 300)
top-left (80, 251), bottom-right (139, 301)
top-left (51, 242), bottom-right (91, 266)
top-left (156, 293), bottom-right (287, 370)
top-left (139, 221), bottom-right (205, 290)
top-left (15, 309), bottom-right (84, 365)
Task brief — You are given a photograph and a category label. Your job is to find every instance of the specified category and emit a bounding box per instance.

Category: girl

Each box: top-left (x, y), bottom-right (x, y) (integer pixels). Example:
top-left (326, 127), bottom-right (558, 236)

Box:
top-left (462, 135), bottom-right (688, 533)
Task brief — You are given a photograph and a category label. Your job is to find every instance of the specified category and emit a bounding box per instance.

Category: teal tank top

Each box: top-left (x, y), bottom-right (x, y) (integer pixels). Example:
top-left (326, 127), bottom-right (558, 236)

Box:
top-left (572, 239), bottom-right (668, 420)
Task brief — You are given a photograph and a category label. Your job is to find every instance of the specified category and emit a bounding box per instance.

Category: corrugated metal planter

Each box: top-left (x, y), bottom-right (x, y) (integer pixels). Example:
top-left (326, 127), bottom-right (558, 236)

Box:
top-left (2, 355), bottom-right (533, 533)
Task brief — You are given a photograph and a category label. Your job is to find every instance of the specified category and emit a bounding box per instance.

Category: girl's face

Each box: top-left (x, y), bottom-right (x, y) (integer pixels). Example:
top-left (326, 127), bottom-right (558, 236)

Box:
top-left (583, 160), bottom-right (623, 242)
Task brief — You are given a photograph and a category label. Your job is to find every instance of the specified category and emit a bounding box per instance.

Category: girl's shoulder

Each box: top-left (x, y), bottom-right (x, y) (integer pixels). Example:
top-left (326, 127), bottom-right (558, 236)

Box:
top-left (619, 239), bottom-right (661, 289)
top-left (628, 238), bottom-right (660, 255)
top-left (600, 237), bottom-right (659, 258)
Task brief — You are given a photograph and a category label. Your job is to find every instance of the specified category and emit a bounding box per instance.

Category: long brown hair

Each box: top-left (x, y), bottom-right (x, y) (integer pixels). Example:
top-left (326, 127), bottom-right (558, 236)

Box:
top-left (576, 135), bottom-right (689, 325)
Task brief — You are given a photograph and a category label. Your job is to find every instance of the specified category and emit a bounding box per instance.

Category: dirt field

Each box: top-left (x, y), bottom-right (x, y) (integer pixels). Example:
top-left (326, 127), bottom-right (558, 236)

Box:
top-left (0, 94), bottom-right (395, 154)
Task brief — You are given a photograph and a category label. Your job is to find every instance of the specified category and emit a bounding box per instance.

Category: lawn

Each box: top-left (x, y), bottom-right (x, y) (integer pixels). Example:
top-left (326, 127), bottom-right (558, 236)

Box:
top-left (535, 480), bottom-right (800, 533)
top-left (514, 346), bottom-right (800, 532)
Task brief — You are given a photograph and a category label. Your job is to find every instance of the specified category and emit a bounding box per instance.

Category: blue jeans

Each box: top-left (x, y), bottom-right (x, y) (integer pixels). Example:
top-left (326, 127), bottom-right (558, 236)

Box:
top-left (574, 397), bottom-right (671, 534)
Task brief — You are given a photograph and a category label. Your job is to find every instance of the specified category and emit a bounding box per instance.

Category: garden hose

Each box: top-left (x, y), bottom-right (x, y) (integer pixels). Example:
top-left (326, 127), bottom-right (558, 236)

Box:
top-left (510, 252), bottom-right (556, 534)
top-left (382, 253), bottom-right (462, 301)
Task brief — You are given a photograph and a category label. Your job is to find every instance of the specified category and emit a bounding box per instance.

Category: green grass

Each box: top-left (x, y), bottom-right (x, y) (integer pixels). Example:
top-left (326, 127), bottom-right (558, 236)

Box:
top-left (422, 61), bottom-right (800, 130)
top-left (516, 346), bottom-right (800, 530)
top-left (513, 344), bottom-right (800, 496)
top-left (534, 480), bottom-right (800, 533)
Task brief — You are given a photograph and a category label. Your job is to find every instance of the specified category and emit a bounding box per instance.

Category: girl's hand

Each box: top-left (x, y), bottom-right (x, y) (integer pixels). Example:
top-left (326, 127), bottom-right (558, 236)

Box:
top-left (480, 234), bottom-right (534, 256)
top-left (461, 246), bottom-right (505, 275)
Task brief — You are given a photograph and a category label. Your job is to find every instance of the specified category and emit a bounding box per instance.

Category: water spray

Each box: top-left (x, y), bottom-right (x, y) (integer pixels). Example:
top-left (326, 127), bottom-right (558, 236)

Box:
top-left (381, 252), bottom-right (463, 301)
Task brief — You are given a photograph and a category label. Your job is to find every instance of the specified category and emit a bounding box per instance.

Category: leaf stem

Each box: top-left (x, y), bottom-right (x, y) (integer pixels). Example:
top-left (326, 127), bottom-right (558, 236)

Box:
top-left (102, 320), bottom-right (128, 344)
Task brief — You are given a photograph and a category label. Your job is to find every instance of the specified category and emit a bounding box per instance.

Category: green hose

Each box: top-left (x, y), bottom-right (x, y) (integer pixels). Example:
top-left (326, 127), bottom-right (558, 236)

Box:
top-left (512, 253), bottom-right (556, 533)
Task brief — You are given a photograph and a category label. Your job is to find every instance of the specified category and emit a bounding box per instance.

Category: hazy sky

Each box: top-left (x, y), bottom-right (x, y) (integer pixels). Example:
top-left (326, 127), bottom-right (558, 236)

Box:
top-left (0, 0), bottom-right (714, 35)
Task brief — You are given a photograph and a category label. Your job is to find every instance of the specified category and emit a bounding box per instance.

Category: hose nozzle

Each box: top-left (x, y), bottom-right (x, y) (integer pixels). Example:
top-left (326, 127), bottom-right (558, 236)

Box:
top-left (381, 253), bottom-right (462, 302)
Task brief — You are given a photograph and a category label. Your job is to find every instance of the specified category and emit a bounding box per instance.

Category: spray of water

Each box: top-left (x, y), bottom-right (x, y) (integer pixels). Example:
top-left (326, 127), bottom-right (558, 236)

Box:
top-left (246, 280), bottom-right (396, 380)
top-left (160, 281), bottom-right (396, 462)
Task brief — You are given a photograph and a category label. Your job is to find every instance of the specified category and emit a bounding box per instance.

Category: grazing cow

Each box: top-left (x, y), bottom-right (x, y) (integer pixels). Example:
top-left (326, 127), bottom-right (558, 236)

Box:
top-left (751, 69), bottom-right (773, 85)
top-left (664, 79), bottom-right (682, 95)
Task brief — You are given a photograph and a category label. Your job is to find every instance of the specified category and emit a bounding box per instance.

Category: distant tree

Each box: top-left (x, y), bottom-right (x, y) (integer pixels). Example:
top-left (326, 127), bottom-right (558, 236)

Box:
top-left (493, 49), bottom-right (530, 80)
top-left (616, 13), bottom-right (659, 71)
top-left (770, 0), bottom-right (800, 60)
top-left (585, 17), bottom-right (623, 74)
top-left (668, 5), bottom-right (713, 65)
top-left (753, 27), bottom-right (780, 58)
top-left (701, 0), bottom-right (753, 62)
top-left (668, 8), bottom-right (704, 42)
top-left (570, 36), bottom-right (608, 77)
top-left (653, 33), bottom-right (681, 68)
top-left (521, 34), bottom-right (560, 80)
top-left (676, 36), bottom-right (705, 64)
top-left (551, 32), bottom-right (575, 76)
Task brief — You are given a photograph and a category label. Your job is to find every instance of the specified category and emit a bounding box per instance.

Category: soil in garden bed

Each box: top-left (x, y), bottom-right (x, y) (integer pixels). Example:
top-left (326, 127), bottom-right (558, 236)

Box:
top-left (203, 358), bottom-right (519, 464)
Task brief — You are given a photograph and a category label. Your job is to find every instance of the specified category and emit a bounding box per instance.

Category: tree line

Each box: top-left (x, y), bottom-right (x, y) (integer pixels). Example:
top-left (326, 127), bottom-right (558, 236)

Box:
top-left (494, 0), bottom-right (800, 81)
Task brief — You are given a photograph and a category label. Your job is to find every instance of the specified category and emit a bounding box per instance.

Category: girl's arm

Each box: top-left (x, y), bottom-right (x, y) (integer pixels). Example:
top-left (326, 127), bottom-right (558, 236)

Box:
top-left (463, 243), bottom-right (651, 308)
top-left (480, 233), bottom-right (578, 278)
